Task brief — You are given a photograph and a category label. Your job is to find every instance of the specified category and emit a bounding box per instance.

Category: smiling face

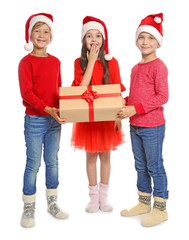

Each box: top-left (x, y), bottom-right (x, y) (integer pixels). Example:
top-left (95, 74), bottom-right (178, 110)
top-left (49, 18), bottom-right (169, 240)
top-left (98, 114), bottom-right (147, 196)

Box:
top-left (137, 32), bottom-right (159, 58)
top-left (30, 22), bottom-right (51, 50)
top-left (85, 29), bottom-right (103, 51)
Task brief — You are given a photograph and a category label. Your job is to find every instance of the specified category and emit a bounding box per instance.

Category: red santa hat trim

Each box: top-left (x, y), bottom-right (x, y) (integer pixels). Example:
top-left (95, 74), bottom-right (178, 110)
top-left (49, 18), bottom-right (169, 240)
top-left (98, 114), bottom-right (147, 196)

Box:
top-left (81, 16), bottom-right (112, 61)
top-left (136, 13), bottom-right (163, 47)
top-left (24, 13), bottom-right (54, 51)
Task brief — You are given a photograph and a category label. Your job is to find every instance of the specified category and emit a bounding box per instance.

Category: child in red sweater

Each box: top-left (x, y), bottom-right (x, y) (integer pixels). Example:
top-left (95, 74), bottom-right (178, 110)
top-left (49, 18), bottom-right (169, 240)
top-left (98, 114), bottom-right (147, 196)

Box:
top-left (118, 13), bottom-right (169, 227)
top-left (71, 16), bottom-right (125, 213)
top-left (18, 13), bottom-right (68, 228)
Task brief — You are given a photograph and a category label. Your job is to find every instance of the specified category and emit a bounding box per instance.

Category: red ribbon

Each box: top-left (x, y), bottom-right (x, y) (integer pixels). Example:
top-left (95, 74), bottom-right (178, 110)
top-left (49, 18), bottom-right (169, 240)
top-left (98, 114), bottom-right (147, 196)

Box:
top-left (60, 85), bottom-right (121, 122)
top-left (81, 89), bottom-right (98, 103)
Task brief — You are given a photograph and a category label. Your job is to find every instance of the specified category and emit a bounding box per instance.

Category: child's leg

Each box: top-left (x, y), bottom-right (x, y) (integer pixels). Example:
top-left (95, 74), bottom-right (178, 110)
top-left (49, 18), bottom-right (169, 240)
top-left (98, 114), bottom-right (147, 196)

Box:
top-left (130, 125), bottom-right (152, 194)
top-left (140, 124), bottom-right (168, 226)
top-left (21, 115), bottom-right (47, 227)
top-left (44, 117), bottom-right (68, 219)
top-left (141, 124), bottom-right (168, 199)
top-left (23, 115), bottom-right (45, 195)
top-left (99, 151), bottom-right (110, 184)
top-left (99, 151), bottom-right (113, 212)
top-left (120, 125), bottom-right (152, 217)
top-left (86, 152), bottom-right (98, 186)
top-left (44, 117), bottom-right (61, 190)
top-left (86, 152), bottom-right (99, 213)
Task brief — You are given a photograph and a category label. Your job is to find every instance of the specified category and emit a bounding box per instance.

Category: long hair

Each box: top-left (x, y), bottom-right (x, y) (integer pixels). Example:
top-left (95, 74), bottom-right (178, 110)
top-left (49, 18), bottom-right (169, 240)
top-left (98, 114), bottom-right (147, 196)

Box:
top-left (80, 37), bottom-right (110, 85)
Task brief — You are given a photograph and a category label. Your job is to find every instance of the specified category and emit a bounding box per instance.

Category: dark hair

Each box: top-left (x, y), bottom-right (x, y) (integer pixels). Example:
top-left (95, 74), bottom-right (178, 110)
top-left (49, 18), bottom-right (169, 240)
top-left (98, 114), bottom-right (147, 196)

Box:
top-left (80, 37), bottom-right (110, 85)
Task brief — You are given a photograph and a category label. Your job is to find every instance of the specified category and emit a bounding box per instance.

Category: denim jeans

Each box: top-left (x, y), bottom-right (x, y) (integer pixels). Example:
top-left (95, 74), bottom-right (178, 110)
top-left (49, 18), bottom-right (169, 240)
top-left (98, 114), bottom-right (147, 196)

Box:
top-left (130, 124), bottom-right (168, 199)
top-left (23, 115), bottom-right (61, 195)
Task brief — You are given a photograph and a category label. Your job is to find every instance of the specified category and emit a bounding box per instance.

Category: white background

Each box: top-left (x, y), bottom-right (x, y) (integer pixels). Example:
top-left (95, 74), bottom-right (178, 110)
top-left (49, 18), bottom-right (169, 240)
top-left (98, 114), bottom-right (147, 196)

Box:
top-left (1, 0), bottom-right (188, 239)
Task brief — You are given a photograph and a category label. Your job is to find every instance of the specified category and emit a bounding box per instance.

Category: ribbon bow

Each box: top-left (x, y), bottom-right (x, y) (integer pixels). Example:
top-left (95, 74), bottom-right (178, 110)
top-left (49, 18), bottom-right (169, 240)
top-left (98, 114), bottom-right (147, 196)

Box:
top-left (81, 90), bottom-right (98, 103)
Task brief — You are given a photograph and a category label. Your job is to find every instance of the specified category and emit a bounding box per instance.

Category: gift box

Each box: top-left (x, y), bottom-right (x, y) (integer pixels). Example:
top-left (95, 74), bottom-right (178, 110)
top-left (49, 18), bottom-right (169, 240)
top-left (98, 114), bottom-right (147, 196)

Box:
top-left (59, 84), bottom-right (122, 123)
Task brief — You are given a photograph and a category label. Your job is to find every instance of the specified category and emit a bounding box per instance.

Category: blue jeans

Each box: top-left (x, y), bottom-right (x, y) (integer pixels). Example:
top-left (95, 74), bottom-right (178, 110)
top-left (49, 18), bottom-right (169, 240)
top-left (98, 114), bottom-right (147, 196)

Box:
top-left (23, 115), bottom-right (61, 195)
top-left (130, 124), bottom-right (168, 199)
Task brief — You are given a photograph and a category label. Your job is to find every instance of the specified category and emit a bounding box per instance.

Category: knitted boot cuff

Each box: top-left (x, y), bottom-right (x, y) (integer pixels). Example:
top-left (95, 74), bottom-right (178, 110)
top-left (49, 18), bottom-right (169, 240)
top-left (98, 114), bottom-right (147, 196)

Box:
top-left (139, 195), bottom-right (151, 205)
top-left (153, 201), bottom-right (166, 211)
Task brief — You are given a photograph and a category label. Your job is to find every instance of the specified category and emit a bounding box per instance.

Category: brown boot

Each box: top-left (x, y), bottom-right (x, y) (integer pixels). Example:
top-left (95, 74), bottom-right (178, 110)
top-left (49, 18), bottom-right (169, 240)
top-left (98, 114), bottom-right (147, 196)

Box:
top-left (141, 196), bottom-right (168, 227)
top-left (120, 191), bottom-right (151, 217)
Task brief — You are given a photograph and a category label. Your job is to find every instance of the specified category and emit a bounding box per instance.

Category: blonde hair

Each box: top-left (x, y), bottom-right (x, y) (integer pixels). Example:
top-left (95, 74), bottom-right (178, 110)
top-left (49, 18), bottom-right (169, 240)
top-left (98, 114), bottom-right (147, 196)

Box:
top-left (32, 22), bottom-right (51, 32)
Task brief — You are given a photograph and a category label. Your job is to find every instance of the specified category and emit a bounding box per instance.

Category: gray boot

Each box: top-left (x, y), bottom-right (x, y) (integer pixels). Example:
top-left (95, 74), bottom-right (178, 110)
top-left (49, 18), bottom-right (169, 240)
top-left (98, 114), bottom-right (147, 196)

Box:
top-left (46, 188), bottom-right (69, 219)
top-left (21, 194), bottom-right (36, 228)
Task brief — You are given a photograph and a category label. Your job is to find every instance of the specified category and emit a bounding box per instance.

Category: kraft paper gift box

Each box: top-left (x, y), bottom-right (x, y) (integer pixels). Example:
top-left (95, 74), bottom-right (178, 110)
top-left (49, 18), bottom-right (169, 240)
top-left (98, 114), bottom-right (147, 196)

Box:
top-left (59, 84), bottom-right (122, 123)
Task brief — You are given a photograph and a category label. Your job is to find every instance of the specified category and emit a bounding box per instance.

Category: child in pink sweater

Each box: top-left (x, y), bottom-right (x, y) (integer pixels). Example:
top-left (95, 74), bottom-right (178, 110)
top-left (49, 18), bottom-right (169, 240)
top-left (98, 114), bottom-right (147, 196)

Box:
top-left (118, 13), bottom-right (169, 227)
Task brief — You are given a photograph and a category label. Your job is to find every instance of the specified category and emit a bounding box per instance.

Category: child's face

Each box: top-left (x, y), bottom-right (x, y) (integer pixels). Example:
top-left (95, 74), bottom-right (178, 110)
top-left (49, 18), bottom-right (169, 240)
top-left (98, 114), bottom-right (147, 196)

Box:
top-left (137, 32), bottom-right (159, 56)
top-left (85, 29), bottom-right (103, 51)
top-left (30, 23), bottom-right (51, 50)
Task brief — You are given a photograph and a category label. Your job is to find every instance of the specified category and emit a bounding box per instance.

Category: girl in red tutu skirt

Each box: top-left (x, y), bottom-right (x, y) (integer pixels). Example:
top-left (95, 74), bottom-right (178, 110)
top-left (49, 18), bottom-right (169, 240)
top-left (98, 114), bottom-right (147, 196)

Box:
top-left (71, 16), bottom-right (126, 213)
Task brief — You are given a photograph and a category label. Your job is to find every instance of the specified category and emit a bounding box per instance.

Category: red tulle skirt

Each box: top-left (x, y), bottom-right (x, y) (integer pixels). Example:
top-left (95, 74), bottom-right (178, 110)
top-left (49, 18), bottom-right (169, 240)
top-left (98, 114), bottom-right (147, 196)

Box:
top-left (71, 121), bottom-right (125, 153)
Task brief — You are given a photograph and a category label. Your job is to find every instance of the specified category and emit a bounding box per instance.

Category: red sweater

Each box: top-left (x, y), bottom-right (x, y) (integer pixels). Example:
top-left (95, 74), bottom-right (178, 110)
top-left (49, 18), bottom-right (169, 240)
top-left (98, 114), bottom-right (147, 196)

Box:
top-left (127, 58), bottom-right (168, 127)
top-left (18, 54), bottom-right (62, 116)
top-left (72, 57), bottom-right (126, 92)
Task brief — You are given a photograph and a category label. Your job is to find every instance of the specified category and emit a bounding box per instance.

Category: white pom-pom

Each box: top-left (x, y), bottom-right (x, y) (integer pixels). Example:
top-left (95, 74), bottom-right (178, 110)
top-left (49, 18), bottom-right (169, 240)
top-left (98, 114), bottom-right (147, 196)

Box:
top-left (104, 54), bottom-right (112, 61)
top-left (154, 17), bottom-right (161, 24)
top-left (24, 43), bottom-right (32, 51)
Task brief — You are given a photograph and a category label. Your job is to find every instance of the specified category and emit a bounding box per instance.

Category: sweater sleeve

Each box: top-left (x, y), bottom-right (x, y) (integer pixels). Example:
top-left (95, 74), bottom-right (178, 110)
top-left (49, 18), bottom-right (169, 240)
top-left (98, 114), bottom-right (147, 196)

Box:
top-left (109, 58), bottom-right (126, 92)
top-left (18, 59), bottom-right (47, 113)
top-left (72, 58), bottom-right (83, 86)
top-left (138, 62), bottom-right (169, 114)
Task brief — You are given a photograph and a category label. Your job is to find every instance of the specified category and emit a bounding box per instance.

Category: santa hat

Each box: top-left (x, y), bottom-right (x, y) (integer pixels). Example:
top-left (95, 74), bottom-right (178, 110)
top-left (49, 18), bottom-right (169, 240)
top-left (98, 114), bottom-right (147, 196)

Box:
top-left (81, 16), bottom-right (112, 61)
top-left (24, 13), bottom-right (54, 51)
top-left (136, 13), bottom-right (163, 47)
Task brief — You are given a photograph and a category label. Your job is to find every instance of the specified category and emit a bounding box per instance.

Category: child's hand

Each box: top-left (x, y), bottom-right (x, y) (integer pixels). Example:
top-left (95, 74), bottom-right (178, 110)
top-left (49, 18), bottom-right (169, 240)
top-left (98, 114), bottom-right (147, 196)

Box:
top-left (114, 120), bottom-right (122, 132)
top-left (117, 106), bottom-right (136, 119)
top-left (44, 106), bottom-right (66, 124)
top-left (87, 44), bottom-right (99, 63)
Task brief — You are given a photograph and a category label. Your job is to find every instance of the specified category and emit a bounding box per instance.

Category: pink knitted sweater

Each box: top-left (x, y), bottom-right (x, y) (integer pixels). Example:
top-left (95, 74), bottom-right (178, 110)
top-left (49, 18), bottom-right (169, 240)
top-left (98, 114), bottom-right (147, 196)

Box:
top-left (127, 58), bottom-right (168, 127)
